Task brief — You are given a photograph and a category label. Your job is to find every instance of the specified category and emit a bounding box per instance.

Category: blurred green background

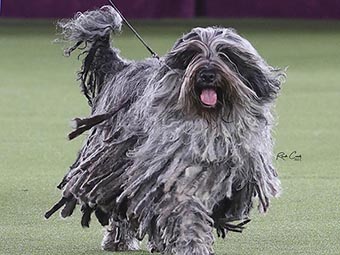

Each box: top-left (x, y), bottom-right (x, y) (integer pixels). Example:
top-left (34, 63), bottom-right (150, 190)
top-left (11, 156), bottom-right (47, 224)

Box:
top-left (0, 19), bottom-right (339, 254)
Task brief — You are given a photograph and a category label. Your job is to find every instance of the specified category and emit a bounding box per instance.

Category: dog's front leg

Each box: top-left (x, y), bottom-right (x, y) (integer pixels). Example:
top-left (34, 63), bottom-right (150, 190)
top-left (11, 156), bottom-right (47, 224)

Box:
top-left (101, 218), bottom-right (139, 251)
top-left (159, 195), bottom-right (215, 255)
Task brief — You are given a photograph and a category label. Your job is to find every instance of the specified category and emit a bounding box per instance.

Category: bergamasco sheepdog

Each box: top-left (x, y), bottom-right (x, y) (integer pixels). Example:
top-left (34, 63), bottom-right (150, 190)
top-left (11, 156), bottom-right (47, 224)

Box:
top-left (45, 5), bottom-right (285, 255)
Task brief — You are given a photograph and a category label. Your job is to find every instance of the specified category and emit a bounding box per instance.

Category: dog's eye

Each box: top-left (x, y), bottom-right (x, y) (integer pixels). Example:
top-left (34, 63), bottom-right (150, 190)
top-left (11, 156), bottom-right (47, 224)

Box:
top-left (167, 50), bottom-right (197, 70)
top-left (218, 50), bottom-right (240, 72)
top-left (181, 51), bottom-right (197, 68)
top-left (217, 47), bottom-right (229, 58)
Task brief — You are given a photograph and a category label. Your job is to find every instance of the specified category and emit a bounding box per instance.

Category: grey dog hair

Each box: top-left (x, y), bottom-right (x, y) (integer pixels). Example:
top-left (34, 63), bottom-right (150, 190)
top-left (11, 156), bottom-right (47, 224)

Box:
top-left (45, 5), bottom-right (285, 255)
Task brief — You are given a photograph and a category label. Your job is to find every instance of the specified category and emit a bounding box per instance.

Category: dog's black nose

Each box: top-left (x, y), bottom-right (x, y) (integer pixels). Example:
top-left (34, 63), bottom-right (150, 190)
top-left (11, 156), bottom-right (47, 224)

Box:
top-left (199, 69), bottom-right (216, 83)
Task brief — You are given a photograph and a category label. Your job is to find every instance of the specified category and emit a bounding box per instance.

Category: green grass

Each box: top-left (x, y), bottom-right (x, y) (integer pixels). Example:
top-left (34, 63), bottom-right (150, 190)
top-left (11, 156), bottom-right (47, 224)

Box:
top-left (0, 18), bottom-right (340, 255)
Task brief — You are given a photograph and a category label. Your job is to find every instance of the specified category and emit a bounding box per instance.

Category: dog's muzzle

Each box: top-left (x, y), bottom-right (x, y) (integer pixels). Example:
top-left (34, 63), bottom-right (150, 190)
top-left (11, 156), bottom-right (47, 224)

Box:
top-left (195, 68), bottom-right (220, 108)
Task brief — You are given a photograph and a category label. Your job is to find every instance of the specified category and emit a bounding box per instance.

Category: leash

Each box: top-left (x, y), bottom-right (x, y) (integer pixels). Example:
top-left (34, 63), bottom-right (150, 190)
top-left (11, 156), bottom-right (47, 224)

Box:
top-left (107, 0), bottom-right (159, 59)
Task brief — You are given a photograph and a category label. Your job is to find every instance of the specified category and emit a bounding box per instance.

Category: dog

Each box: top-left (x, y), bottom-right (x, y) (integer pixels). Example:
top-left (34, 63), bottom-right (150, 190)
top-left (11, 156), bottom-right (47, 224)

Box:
top-left (45, 6), bottom-right (284, 255)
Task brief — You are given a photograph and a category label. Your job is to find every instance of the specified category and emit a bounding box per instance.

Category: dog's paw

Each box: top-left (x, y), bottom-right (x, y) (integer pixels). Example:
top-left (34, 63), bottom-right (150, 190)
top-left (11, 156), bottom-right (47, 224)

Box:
top-left (166, 240), bottom-right (214, 255)
top-left (101, 230), bottom-right (140, 251)
top-left (147, 240), bottom-right (161, 253)
top-left (101, 238), bottom-right (140, 251)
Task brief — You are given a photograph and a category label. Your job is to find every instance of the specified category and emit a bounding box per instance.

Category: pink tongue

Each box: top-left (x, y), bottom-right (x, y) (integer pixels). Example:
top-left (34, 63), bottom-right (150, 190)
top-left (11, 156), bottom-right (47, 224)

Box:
top-left (200, 89), bottom-right (217, 106)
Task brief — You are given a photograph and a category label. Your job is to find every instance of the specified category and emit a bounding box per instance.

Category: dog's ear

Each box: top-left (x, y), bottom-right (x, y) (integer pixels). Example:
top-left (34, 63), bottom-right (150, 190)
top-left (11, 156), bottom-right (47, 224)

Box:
top-left (166, 31), bottom-right (200, 70)
top-left (236, 54), bottom-right (283, 101)
top-left (220, 47), bottom-right (285, 102)
top-left (251, 66), bottom-right (284, 102)
top-left (246, 64), bottom-right (284, 102)
top-left (172, 30), bottom-right (199, 50)
top-left (218, 29), bottom-right (285, 102)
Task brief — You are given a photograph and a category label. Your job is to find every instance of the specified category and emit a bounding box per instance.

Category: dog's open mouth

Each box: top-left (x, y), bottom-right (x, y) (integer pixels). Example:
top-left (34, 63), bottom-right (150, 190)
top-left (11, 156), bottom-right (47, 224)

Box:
top-left (200, 88), bottom-right (217, 106)
top-left (197, 86), bottom-right (221, 108)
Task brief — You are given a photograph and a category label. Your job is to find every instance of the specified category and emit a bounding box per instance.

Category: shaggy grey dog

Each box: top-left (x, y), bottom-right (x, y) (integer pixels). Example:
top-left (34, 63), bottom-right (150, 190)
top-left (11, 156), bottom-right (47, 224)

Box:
top-left (45, 6), bottom-right (284, 255)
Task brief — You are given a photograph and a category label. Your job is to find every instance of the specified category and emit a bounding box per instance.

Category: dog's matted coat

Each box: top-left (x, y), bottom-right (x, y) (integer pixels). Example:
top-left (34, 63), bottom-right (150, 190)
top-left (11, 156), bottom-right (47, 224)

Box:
top-left (46, 6), bottom-right (285, 255)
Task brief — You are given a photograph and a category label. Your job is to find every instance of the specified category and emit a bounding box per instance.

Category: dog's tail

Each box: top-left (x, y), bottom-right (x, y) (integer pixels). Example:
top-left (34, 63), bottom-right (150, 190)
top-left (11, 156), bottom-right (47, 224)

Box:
top-left (58, 6), bottom-right (124, 106)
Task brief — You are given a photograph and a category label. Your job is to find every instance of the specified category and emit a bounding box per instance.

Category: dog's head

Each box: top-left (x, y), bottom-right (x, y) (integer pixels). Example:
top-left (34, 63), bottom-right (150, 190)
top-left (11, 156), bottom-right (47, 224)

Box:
top-left (165, 27), bottom-right (284, 118)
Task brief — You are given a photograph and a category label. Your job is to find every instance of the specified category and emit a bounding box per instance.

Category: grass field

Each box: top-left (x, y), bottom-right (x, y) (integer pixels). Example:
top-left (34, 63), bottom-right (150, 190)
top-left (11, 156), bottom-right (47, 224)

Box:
top-left (0, 18), bottom-right (340, 255)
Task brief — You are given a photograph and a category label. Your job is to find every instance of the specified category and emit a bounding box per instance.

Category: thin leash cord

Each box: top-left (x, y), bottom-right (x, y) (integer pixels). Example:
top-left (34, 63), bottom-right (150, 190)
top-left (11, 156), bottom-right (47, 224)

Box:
top-left (107, 0), bottom-right (159, 59)
top-left (107, 0), bottom-right (182, 76)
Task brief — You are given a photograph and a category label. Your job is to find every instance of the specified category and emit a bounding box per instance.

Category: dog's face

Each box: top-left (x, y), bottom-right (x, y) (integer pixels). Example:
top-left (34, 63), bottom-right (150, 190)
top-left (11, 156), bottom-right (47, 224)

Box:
top-left (165, 27), bottom-right (283, 117)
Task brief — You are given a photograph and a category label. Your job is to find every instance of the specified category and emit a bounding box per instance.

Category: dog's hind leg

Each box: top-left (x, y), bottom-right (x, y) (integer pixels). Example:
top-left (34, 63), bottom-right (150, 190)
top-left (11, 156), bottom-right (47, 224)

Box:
top-left (101, 218), bottom-right (140, 252)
